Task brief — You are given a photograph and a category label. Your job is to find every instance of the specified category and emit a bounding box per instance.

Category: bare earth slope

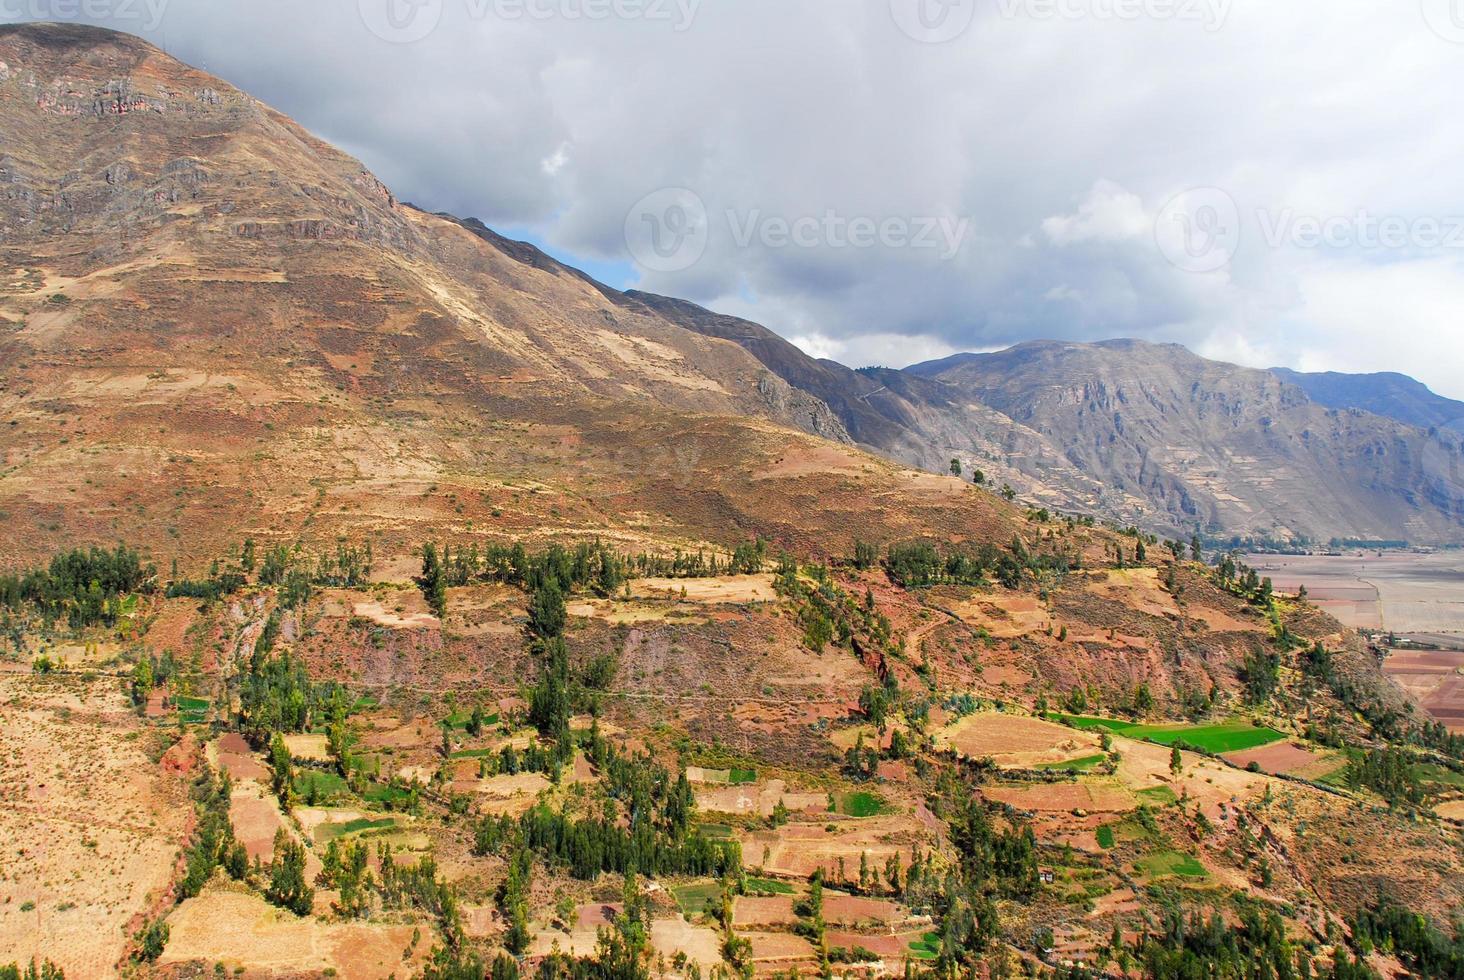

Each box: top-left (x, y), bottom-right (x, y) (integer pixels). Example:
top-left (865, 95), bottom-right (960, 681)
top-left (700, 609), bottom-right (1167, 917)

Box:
top-left (0, 23), bottom-right (1015, 568)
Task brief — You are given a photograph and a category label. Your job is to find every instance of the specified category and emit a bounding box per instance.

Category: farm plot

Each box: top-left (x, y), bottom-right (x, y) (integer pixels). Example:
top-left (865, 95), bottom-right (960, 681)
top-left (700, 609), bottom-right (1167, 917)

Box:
top-left (936, 712), bottom-right (1102, 769)
top-left (1048, 714), bottom-right (1286, 753)
top-left (0, 675), bottom-right (190, 980)
top-left (743, 814), bottom-right (932, 879)
top-left (695, 778), bottom-right (826, 818)
top-left (159, 886), bottom-right (431, 976)
top-left (1224, 742), bottom-right (1337, 778)
top-left (982, 781), bottom-right (1135, 814)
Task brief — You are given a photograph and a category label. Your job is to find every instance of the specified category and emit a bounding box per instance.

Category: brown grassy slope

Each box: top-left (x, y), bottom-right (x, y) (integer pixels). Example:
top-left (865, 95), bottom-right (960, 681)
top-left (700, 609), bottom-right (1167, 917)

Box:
top-left (0, 23), bottom-right (1014, 568)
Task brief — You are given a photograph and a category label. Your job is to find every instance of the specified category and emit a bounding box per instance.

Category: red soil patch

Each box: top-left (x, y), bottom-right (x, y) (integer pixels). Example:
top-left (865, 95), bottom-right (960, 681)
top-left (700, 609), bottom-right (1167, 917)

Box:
top-left (733, 896), bottom-right (797, 927)
top-left (823, 894), bottom-right (900, 927)
top-left (1224, 741), bottom-right (1328, 776)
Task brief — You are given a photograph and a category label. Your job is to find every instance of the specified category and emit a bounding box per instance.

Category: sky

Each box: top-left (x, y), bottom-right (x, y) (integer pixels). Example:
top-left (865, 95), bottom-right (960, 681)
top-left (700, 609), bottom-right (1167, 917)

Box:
top-left (12, 0), bottom-right (1464, 397)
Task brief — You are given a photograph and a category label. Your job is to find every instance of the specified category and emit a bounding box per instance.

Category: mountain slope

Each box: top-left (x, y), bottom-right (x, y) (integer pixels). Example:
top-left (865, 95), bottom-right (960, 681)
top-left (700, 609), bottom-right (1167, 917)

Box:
top-left (1272, 367), bottom-right (1464, 433)
top-left (912, 341), bottom-right (1464, 543)
top-left (0, 22), bottom-right (1013, 568)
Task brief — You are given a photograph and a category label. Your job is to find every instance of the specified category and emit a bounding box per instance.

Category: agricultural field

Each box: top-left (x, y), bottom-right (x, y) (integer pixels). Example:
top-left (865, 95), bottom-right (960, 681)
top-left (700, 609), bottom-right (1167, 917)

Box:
top-left (1048, 714), bottom-right (1287, 753)
top-left (0, 674), bottom-right (191, 979)
top-left (1241, 550), bottom-right (1464, 633)
top-left (935, 712), bottom-right (1103, 769)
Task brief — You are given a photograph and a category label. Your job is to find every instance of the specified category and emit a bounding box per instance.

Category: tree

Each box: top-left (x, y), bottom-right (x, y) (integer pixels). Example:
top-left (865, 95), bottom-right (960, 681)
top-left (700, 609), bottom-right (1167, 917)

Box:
top-left (1170, 744), bottom-right (1183, 776)
top-left (859, 685), bottom-right (890, 735)
top-left (420, 543), bottom-right (448, 620)
top-left (1190, 534), bottom-right (1203, 562)
top-left (266, 828), bottom-right (314, 915)
top-left (950, 458), bottom-right (963, 478)
top-left (527, 579), bottom-right (566, 640)
top-left (268, 732), bottom-right (294, 809)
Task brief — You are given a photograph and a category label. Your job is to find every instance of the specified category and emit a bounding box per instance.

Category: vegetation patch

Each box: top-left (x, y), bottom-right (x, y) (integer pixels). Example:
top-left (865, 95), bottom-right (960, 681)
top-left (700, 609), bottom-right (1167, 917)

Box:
top-left (1033, 754), bottom-right (1105, 772)
top-left (1137, 785), bottom-right (1179, 805)
top-left (1137, 850), bottom-right (1208, 879)
top-left (672, 880), bottom-right (721, 917)
top-left (1096, 824), bottom-right (1116, 849)
top-left (908, 932), bottom-right (941, 960)
top-left (1048, 713), bottom-right (1285, 754)
top-left (837, 791), bottom-right (888, 817)
top-left (744, 876), bottom-right (795, 895)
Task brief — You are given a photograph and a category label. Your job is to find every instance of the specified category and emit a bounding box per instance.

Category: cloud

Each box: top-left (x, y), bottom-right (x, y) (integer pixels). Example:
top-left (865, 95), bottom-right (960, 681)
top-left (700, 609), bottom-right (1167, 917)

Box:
top-left (16, 1), bottom-right (1464, 396)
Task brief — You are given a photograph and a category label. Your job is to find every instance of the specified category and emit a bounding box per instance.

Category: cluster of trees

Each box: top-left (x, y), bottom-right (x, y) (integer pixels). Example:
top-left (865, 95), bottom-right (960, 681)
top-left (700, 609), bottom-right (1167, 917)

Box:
top-left (0, 963), bottom-right (64, 980)
top-left (1350, 894), bottom-right (1463, 979)
top-left (883, 537), bottom-right (1074, 590)
top-left (0, 545), bottom-right (153, 628)
top-left (1339, 746), bottom-right (1426, 807)
top-left (180, 766), bottom-right (249, 899)
top-left (775, 559), bottom-right (898, 668)
top-left (417, 537), bottom-right (774, 618)
top-left (1134, 907), bottom-right (1377, 980)
top-left (1214, 554), bottom-right (1275, 605)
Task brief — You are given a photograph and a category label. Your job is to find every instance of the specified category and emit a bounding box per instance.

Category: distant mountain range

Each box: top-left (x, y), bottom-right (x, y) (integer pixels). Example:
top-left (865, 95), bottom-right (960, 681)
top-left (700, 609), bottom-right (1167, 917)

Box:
top-left (1270, 368), bottom-right (1464, 433)
top-left (635, 297), bottom-right (1464, 543)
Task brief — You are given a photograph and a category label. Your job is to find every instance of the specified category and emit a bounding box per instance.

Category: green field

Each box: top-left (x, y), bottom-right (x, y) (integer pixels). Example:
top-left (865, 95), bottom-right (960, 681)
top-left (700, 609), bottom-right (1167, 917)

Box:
top-left (908, 932), bottom-right (941, 960)
top-left (838, 791), bottom-right (888, 817)
top-left (449, 747), bottom-right (500, 760)
top-left (728, 768), bottom-right (757, 785)
top-left (1033, 754), bottom-right (1105, 772)
top-left (1137, 785), bottom-right (1179, 805)
top-left (444, 710), bottom-right (500, 731)
top-left (1096, 825), bottom-right (1116, 849)
top-left (672, 881), bottom-right (721, 917)
top-left (363, 782), bottom-right (416, 807)
top-left (1048, 713), bottom-right (1285, 754)
top-left (1138, 850), bottom-right (1208, 879)
top-left (295, 770), bottom-right (349, 802)
top-left (697, 823), bottom-right (734, 839)
top-left (316, 815), bottom-right (397, 841)
top-left (744, 877), bottom-right (795, 895)
top-left (1415, 763), bottom-right (1464, 790)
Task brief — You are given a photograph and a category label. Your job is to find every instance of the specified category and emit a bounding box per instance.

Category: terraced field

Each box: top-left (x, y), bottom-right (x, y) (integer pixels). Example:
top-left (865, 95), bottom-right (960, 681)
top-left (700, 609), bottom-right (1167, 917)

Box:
top-left (1048, 714), bottom-right (1287, 753)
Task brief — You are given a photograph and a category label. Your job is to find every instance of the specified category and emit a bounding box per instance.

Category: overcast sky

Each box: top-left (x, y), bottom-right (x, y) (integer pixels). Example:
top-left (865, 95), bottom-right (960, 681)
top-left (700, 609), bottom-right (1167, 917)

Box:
top-left (15, 0), bottom-right (1464, 396)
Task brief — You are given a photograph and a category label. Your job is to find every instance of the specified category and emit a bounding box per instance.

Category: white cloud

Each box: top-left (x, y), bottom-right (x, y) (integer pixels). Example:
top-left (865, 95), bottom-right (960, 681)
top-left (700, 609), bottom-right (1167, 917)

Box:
top-left (23, 1), bottom-right (1464, 394)
top-left (1042, 180), bottom-right (1149, 245)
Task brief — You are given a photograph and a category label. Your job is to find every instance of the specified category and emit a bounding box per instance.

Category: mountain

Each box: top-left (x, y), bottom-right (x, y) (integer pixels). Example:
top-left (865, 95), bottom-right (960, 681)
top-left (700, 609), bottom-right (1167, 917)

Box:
top-left (1272, 367), bottom-right (1464, 433)
top-left (910, 341), bottom-right (1464, 544)
top-left (624, 289), bottom-right (1464, 543)
top-left (2, 26), bottom-right (1462, 980)
top-left (0, 22), bottom-right (1014, 569)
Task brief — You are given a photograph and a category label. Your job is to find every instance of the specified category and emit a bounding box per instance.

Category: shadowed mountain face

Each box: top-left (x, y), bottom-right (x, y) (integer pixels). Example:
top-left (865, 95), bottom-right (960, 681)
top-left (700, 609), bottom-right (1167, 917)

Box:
top-left (0, 23), bottom-right (1017, 567)
top-left (633, 286), bottom-right (1464, 544)
top-left (910, 342), bottom-right (1464, 544)
top-left (1272, 368), bottom-right (1464, 433)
